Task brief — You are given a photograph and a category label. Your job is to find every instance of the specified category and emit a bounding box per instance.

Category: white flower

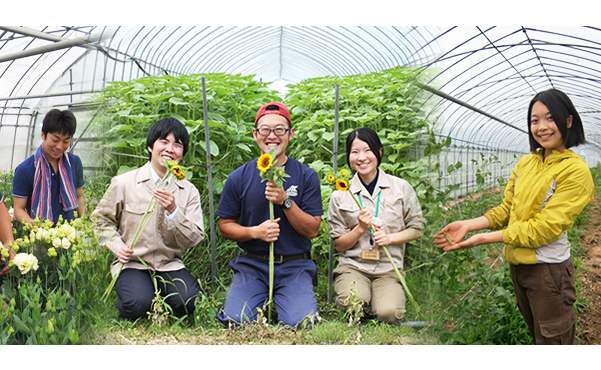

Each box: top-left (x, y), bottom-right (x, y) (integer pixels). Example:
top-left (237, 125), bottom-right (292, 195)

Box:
top-left (37, 228), bottom-right (52, 243)
top-left (60, 224), bottom-right (76, 237)
top-left (13, 253), bottom-right (39, 274)
top-left (49, 228), bottom-right (59, 240)
top-left (61, 237), bottom-right (71, 249)
top-left (53, 236), bottom-right (71, 249)
top-left (53, 237), bottom-right (63, 249)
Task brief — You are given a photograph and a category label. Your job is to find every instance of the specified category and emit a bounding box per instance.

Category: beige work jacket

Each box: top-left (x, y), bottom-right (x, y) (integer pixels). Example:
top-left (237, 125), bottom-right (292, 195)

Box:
top-left (92, 163), bottom-right (205, 277)
top-left (327, 170), bottom-right (425, 274)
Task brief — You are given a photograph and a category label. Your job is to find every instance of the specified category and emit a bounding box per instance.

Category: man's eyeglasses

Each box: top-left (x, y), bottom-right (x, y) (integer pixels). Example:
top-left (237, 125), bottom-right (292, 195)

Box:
top-left (255, 127), bottom-right (290, 137)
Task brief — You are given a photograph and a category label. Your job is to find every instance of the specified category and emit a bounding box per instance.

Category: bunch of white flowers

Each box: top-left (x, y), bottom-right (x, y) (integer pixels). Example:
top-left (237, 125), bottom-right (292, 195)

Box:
top-left (29, 222), bottom-right (80, 250)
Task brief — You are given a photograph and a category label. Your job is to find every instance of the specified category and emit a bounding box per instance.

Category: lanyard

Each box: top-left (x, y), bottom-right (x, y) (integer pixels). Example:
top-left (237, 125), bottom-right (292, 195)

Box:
top-left (358, 191), bottom-right (381, 248)
top-left (358, 191), bottom-right (381, 218)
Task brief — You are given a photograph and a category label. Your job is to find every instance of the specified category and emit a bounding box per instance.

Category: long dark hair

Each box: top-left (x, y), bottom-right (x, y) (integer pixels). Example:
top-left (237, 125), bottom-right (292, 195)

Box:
top-left (527, 89), bottom-right (586, 153)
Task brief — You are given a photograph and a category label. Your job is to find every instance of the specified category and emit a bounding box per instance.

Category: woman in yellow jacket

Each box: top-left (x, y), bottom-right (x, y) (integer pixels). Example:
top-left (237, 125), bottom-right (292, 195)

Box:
top-left (434, 89), bottom-right (594, 344)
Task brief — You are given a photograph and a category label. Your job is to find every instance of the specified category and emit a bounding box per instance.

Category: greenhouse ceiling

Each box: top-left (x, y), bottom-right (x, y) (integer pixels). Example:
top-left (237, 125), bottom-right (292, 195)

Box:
top-left (1, 26), bottom-right (600, 170)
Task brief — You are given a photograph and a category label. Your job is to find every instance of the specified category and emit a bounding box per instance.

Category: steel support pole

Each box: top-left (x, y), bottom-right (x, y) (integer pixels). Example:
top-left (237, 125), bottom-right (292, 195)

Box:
top-left (202, 77), bottom-right (218, 291)
top-left (0, 34), bottom-right (102, 63)
top-left (327, 84), bottom-right (340, 303)
top-left (414, 82), bottom-right (527, 134)
top-left (0, 90), bottom-right (96, 102)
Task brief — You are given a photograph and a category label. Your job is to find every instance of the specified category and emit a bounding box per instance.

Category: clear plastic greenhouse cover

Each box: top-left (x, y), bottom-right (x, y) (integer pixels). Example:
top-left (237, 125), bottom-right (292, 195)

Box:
top-left (1, 26), bottom-right (600, 173)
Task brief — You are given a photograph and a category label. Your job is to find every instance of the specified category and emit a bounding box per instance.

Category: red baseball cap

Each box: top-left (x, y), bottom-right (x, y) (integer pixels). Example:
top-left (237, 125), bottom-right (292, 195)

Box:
top-left (255, 101), bottom-right (291, 125)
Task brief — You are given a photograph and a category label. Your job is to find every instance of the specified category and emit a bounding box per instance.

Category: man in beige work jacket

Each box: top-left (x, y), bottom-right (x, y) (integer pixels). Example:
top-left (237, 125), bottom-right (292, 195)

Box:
top-left (92, 117), bottom-right (205, 320)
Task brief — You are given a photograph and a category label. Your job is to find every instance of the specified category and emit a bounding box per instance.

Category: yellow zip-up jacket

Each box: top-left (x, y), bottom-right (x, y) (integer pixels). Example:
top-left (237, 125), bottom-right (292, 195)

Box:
top-left (484, 148), bottom-right (594, 265)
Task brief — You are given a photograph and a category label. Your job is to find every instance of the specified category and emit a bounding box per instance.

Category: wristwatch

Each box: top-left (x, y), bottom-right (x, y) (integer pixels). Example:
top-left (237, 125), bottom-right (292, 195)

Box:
top-left (280, 197), bottom-right (293, 210)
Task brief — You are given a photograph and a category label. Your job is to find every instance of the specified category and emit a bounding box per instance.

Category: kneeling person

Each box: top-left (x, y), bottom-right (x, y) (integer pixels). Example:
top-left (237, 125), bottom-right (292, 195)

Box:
top-left (216, 102), bottom-right (323, 328)
top-left (92, 118), bottom-right (205, 320)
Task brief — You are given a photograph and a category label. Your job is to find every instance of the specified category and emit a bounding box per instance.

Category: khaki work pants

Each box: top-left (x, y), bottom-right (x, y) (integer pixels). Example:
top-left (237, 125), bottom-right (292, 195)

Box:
top-left (334, 264), bottom-right (406, 324)
top-left (510, 258), bottom-right (577, 345)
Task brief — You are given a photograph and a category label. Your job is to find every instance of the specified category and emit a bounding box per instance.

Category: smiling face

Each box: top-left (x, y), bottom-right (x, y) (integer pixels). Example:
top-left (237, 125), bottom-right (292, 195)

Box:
top-left (530, 101), bottom-right (572, 158)
top-left (41, 131), bottom-right (72, 164)
top-left (349, 137), bottom-right (381, 184)
top-left (147, 132), bottom-right (184, 177)
top-left (253, 114), bottom-right (294, 165)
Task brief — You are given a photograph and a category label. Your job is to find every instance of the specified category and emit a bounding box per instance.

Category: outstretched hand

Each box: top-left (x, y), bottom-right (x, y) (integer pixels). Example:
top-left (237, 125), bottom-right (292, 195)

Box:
top-left (433, 221), bottom-right (470, 251)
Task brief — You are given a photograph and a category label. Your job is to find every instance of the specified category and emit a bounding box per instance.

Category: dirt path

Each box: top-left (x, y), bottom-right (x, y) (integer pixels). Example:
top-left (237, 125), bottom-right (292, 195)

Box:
top-left (576, 190), bottom-right (601, 345)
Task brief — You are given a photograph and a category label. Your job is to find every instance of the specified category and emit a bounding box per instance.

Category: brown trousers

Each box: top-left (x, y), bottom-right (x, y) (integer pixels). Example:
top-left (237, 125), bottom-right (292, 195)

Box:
top-left (334, 264), bottom-right (406, 324)
top-left (510, 258), bottom-right (577, 345)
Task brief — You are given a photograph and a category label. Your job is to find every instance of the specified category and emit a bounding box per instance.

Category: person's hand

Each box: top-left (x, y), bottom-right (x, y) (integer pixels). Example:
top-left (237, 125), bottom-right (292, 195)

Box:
top-left (372, 229), bottom-right (391, 247)
top-left (441, 234), bottom-right (486, 252)
top-left (0, 247), bottom-right (16, 275)
top-left (433, 221), bottom-right (470, 251)
top-left (153, 188), bottom-right (177, 214)
top-left (254, 218), bottom-right (281, 243)
top-left (265, 181), bottom-right (287, 206)
top-left (118, 245), bottom-right (134, 264)
top-left (357, 209), bottom-right (373, 233)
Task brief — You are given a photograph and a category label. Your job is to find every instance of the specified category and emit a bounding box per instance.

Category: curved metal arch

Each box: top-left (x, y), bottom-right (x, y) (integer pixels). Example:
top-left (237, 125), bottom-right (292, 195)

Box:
top-left (283, 28), bottom-right (366, 76)
top-left (362, 26), bottom-right (410, 66)
top-left (169, 26), bottom-right (237, 75)
top-left (181, 26), bottom-right (276, 76)
top-left (424, 27), bottom-right (600, 155)
top-left (138, 26), bottom-right (184, 73)
top-left (391, 26), bottom-right (441, 65)
top-left (155, 27), bottom-right (213, 74)
top-left (284, 27), bottom-right (366, 77)
top-left (162, 26), bottom-right (243, 74)
top-left (196, 27), bottom-right (283, 77)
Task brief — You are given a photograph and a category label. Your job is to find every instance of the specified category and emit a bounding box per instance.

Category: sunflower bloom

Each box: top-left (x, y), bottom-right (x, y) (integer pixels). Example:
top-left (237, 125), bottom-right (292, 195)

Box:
top-left (327, 174), bottom-right (336, 182)
top-left (171, 165), bottom-right (185, 179)
top-left (257, 153), bottom-right (273, 173)
top-left (335, 178), bottom-right (349, 191)
top-left (340, 169), bottom-right (349, 176)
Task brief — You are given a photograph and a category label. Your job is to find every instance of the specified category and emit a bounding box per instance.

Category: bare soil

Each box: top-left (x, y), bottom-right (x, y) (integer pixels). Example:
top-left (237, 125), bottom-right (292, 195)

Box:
top-left (576, 190), bottom-right (601, 345)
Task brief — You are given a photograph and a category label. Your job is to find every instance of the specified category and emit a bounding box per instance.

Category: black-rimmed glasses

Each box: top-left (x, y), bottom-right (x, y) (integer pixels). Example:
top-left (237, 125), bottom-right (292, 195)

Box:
top-left (255, 127), bottom-right (290, 137)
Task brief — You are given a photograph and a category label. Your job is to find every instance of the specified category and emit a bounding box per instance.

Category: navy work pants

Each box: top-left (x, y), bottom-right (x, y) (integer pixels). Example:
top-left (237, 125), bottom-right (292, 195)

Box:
top-left (217, 255), bottom-right (318, 328)
top-left (115, 268), bottom-right (202, 320)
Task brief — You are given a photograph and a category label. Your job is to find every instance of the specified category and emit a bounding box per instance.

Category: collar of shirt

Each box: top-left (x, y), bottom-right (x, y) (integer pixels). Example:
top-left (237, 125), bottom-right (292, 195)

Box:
top-left (149, 164), bottom-right (172, 188)
top-left (148, 163), bottom-right (178, 220)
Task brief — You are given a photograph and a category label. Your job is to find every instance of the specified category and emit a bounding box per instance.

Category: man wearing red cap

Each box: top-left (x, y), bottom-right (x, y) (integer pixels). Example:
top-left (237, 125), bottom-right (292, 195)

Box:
top-left (216, 102), bottom-right (323, 328)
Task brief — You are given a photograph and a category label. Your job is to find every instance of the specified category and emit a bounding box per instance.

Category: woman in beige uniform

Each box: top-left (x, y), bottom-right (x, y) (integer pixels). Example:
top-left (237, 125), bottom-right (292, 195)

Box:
top-left (327, 127), bottom-right (426, 324)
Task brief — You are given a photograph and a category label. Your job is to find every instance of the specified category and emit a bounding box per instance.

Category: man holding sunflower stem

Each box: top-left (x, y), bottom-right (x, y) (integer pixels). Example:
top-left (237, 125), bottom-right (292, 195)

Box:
top-left (217, 101), bottom-right (323, 328)
top-left (92, 118), bottom-right (205, 320)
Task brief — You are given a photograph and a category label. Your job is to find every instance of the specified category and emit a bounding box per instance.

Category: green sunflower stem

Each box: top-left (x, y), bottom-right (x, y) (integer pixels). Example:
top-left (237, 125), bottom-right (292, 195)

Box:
top-left (347, 188), bottom-right (418, 311)
top-left (268, 201), bottom-right (274, 323)
top-left (382, 245), bottom-right (418, 310)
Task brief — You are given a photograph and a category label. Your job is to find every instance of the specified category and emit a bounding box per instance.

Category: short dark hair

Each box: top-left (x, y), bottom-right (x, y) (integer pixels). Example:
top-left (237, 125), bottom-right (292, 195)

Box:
top-left (527, 89), bottom-right (586, 153)
top-left (42, 109), bottom-right (77, 137)
top-left (146, 117), bottom-right (189, 161)
top-left (345, 127), bottom-right (383, 168)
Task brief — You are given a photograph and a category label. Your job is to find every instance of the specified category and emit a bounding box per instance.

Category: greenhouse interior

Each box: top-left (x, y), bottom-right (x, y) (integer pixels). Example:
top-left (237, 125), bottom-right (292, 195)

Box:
top-left (1, 26), bottom-right (601, 347)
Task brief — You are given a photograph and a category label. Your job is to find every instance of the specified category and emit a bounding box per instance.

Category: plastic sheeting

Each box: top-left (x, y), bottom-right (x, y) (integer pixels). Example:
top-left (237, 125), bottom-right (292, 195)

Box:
top-left (1, 26), bottom-right (600, 171)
